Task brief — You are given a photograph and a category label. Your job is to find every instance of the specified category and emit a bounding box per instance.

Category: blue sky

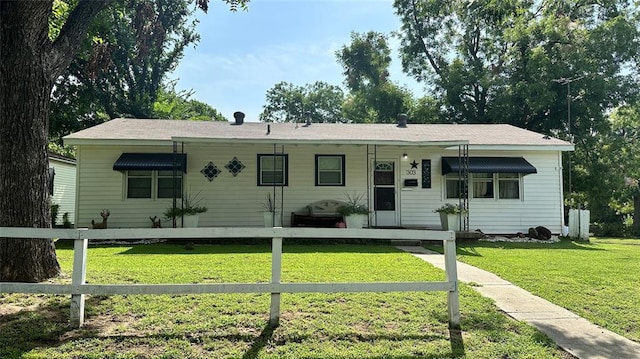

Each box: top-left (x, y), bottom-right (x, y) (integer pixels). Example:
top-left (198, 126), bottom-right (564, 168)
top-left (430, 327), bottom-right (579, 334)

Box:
top-left (170, 0), bottom-right (423, 122)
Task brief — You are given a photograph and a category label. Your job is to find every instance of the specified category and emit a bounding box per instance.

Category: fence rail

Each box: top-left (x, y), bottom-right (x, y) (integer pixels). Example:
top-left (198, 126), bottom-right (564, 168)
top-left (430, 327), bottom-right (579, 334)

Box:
top-left (0, 227), bottom-right (459, 329)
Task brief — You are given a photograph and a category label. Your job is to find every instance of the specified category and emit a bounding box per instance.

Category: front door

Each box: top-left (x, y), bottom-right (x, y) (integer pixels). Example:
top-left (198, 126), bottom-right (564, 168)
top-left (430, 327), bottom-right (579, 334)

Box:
top-left (373, 161), bottom-right (397, 227)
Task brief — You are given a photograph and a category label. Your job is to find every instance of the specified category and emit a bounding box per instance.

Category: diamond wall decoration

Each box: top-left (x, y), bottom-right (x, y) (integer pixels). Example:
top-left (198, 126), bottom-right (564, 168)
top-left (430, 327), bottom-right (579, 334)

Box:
top-left (200, 162), bottom-right (221, 182)
top-left (225, 157), bottom-right (245, 177)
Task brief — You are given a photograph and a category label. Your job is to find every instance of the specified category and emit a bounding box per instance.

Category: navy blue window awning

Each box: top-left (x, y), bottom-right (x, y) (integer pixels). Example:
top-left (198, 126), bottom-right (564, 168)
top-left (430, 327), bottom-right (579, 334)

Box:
top-left (113, 153), bottom-right (187, 173)
top-left (441, 157), bottom-right (536, 175)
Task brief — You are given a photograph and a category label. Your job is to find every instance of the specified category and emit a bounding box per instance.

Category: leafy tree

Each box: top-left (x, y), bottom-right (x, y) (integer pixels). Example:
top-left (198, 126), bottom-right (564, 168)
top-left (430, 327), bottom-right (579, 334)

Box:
top-left (153, 83), bottom-right (227, 121)
top-left (394, 0), bottom-right (638, 131)
top-left (64, 0), bottom-right (200, 119)
top-left (259, 81), bottom-right (344, 123)
top-left (0, 0), bottom-right (248, 282)
top-left (599, 105), bottom-right (640, 233)
top-left (336, 31), bottom-right (413, 123)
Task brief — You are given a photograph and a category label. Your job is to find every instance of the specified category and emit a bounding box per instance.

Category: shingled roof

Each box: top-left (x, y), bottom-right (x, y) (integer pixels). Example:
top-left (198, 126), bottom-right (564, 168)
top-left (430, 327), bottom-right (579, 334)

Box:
top-left (64, 118), bottom-right (573, 150)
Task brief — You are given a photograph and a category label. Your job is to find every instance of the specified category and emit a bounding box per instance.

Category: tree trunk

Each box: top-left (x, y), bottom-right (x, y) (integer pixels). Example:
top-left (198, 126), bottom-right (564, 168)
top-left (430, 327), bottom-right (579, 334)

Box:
top-left (0, 1), bottom-right (60, 281)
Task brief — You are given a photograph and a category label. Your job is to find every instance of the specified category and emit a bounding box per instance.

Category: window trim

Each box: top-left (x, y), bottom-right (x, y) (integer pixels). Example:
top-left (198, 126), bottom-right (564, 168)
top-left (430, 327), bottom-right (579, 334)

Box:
top-left (315, 154), bottom-right (345, 186)
top-left (257, 153), bottom-right (289, 186)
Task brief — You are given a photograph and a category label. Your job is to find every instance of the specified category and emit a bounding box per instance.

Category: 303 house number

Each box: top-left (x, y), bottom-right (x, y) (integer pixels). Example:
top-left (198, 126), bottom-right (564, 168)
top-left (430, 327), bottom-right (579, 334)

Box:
top-left (406, 169), bottom-right (417, 175)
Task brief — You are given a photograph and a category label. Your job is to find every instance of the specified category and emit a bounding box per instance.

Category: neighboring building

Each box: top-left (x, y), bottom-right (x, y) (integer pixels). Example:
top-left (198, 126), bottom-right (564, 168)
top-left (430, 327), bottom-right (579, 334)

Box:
top-left (64, 118), bottom-right (573, 234)
top-left (48, 152), bottom-right (77, 227)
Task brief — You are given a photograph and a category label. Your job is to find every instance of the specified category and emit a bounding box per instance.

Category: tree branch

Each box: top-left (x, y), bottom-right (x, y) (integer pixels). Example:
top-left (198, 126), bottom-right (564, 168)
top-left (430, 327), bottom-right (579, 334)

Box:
top-left (410, 0), bottom-right (442, 77)
top-left (46, 0), bottom-right (114, 79)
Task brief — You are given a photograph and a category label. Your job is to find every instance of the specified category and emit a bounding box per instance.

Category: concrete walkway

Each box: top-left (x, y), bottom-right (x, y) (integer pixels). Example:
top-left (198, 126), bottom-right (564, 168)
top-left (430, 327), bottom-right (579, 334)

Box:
top-left (397, 246), bottom-right (640, 359)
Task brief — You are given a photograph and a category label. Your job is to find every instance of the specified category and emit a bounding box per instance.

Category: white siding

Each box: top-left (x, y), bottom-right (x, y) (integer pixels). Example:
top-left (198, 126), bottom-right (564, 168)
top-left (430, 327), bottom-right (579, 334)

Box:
top-left (50, 159), bottom-right (77, 226)
top-left (75, 143), bottom-right (565, 234)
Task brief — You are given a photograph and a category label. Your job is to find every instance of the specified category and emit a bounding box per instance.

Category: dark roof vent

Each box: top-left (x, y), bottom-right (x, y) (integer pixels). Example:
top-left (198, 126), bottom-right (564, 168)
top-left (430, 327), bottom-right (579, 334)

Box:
top-left (304, 111), bottom-right (312, 126)
top-left (397, 113), bottom-right (408, 128)
top-left (233, 111), bottom-right (245, 125)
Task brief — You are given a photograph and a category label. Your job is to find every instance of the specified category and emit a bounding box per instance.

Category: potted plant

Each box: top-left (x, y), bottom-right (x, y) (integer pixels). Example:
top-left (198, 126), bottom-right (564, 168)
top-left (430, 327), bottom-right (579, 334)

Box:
top-left (262, 193), bottom-right (282, 227)
top-left (434, 203), bottom-right (466, 231)
top-left (163, 191), bottom-right (208, 228)
top-left (337, 192), bottom-right (369, 229)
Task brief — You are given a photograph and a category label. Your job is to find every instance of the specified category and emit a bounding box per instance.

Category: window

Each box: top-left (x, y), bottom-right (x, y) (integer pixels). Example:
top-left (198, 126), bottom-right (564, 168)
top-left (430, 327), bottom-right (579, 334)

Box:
top-left (445, 173), bottom-right (462, 199)
top-left (127, 171), bottom-right (152, 198)
top-left (472, 173), bottom-right (494, 199)
top-left (374, 162), bottom-right (394, 185)
top-left (315, 155), bottom-right (345, 186)
top-left (498, 173), bottom-right (520, 199)
top-left (445, 173), bottom-right (521, 200)
top-left (126, 170), bottom-right (182, 199)
top-left (157, 171), bottom-right (182, 198)
top-left (258, 154), bottom-right (288, 186)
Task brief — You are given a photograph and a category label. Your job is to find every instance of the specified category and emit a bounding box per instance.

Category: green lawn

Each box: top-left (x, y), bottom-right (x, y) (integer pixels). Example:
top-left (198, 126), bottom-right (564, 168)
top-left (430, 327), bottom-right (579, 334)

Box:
top-left (447, 238), bottom-right (640, 343)
top-left (0, 242), bottom-right (570, 358)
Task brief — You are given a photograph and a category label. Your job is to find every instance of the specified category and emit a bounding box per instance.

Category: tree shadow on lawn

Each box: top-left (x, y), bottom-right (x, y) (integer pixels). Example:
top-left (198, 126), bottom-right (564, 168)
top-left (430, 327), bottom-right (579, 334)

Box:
top-left (427, 239), bottom-right (604, 257)
top-left (102, 242), bottom-right (407, 255)
top-left (0, 295), bottom-right (107, 358)
top-left (0, 294), bottom-right (568, 359)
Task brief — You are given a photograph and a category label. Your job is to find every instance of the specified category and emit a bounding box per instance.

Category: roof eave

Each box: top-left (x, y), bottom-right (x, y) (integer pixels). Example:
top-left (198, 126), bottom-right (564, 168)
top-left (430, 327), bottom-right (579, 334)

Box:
top-left (445, 144), bottom-right (574, 151)
top-left (170, 137), bottom-right (469, 147)
top-left (63, 138), bottom-right (174, 146)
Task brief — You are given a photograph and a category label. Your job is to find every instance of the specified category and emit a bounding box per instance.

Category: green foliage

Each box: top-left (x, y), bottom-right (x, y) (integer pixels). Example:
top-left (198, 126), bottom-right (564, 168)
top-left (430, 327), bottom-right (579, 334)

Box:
top-left (61, 212), bottom-right (72, 228)
top-left (337, 31), bottom-right (414, 123)
top-left (56, 0), bottom-right (201, 120)
top-left (565, 192), bottom-right (588, 210)
top-left (48, 0), bottom-right (70, 41)
top-left (262, 193), bottom-right (277, 212)
top-left (259, 81), bottom-right (344, 123)
top-left (163, 191), bottom-right (207, 218)
top-left (50, 203), bottom-right (60, 226)
top-left (337, 192), bottom-right (369, 216)
top-left (434, 203), bottom-right (466, 215)
top-left (47, 142), bottom-right (76, 159)
top-left (153, 81), bottom-right (226, 121)
top-left (394, 0), bottom-right (639, 130)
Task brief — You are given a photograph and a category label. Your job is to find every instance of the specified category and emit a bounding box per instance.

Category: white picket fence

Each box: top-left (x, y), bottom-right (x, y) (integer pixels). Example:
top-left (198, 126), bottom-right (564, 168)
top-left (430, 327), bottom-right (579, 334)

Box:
top-left (0, 227), bottom-right (459, 329)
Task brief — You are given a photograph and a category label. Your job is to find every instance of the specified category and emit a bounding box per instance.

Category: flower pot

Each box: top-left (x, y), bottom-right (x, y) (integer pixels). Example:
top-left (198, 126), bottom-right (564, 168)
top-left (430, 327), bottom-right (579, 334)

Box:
top-left (439, 212), bottom-right (461, 231)
top-left (345, 214), bottom-right (367, 229)
top-left (263, 211), bottom-right (282, 227)
top-left (182, 214), bottom-right (199, 228)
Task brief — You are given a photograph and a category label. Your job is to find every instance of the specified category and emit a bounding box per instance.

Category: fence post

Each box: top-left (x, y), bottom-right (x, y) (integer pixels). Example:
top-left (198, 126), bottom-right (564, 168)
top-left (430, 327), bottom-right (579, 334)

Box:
top-left (70, 236), bottom-right (88, 328)
top-left (443, 234), bottom-right (461, 329)
top-left (269, 235), bottom-right (282, 327)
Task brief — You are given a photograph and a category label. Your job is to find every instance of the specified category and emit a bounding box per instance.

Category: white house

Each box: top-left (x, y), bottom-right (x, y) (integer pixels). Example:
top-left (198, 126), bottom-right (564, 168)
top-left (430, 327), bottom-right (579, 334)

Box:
top-left (64, 117), bottom-right (573, 234)
top-left (48, 152), bottom-right (77, 227)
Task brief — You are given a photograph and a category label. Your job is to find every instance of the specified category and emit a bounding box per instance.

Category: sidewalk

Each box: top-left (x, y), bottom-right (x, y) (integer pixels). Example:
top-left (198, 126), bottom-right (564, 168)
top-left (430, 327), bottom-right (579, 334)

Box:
top-left (397, 246), bottom-right (640, 359)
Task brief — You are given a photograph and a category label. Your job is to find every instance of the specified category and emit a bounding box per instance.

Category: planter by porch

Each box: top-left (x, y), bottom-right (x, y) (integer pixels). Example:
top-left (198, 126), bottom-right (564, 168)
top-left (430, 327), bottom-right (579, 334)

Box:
top-left (439, 212), bottom-right (461, 231)
top-left (182, 214), bottom-right (200, 228)
top-left (345, 214), bottom-right (367, 229)
top-left (263, 211), bottom-right (282, 227)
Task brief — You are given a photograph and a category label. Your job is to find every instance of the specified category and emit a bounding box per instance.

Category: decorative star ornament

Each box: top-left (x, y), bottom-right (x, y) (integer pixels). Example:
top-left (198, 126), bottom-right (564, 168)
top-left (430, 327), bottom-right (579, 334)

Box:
top-left (410, 160), bottom-right (419, 169)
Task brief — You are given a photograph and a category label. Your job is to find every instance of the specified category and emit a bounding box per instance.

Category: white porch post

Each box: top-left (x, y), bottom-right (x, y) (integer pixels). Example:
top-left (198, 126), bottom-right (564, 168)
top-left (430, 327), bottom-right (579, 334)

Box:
top-left (70, 236), bottom-right (88, 328)
top-left (269, 235), bottom-right (283, 327)
top-left (443, 234), bottom-right (461, 328)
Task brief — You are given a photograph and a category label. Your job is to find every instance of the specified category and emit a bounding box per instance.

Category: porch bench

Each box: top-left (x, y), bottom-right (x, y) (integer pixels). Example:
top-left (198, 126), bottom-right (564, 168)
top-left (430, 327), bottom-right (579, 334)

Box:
top-left (291, 199), bottom-right (346, 227)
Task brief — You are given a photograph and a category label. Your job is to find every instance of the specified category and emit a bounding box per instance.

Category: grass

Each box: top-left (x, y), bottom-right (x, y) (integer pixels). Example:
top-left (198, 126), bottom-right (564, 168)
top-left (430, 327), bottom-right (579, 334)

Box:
top-left (438, 237), bottom-right (640, 343)
top-left (0, 241), bottom-right (572, 358)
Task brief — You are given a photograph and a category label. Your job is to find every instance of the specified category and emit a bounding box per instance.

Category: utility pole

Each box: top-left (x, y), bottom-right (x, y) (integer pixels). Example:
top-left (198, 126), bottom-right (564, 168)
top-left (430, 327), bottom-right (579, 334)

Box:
top-left (553, 76), bottom-right (584, 195)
